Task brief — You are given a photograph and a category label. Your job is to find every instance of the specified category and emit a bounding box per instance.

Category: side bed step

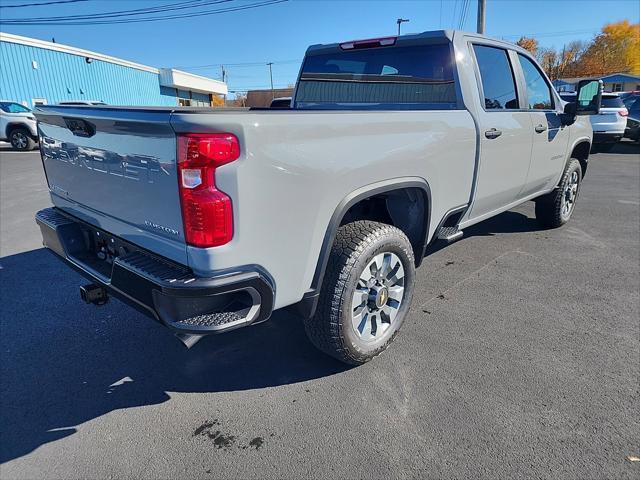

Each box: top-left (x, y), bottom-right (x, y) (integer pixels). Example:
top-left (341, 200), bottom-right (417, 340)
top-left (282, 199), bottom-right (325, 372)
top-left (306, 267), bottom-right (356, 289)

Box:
top-left (437, 226), bottom-right (464, 243)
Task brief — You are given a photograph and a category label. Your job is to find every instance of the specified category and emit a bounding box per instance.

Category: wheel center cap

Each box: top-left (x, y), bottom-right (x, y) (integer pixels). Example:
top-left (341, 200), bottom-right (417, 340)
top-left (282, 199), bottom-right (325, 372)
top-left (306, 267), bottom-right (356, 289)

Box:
top-left (370, 286), bottom-right (388, 309)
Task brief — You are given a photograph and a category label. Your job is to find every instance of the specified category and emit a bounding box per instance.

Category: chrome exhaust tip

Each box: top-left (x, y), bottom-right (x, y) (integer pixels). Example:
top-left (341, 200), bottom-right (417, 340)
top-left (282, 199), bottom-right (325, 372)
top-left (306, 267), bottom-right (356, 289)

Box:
top-left (175, 333), bottom-right (204, 349)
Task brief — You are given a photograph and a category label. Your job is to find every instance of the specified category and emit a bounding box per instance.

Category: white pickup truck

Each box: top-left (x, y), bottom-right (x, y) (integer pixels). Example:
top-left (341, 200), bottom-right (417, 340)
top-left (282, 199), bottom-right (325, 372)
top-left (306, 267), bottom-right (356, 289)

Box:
top-left (34, 30), bottom-right (601, 364)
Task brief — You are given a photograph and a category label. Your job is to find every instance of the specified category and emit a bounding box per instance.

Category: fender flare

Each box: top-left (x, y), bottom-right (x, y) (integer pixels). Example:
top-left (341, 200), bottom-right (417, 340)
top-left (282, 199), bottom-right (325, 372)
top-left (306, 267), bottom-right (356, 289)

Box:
top-left (290, 177), bottom-right (432, 319)
top-left (566, 135), bottom-right (592, 177)
top-left (5, 122), bottom-right (33, 139)
top-left (568, 136), bottom-right (592, 157)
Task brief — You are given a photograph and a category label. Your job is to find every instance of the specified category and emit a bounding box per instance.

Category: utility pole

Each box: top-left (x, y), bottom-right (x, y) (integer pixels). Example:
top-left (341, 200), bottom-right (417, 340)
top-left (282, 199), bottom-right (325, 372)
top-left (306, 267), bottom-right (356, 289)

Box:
top-left (220, 66), bottom-right (227, 107)
top-left (396, 18), bottom-right (409, 36)
top-left (267, 62), bottom-right (274, 99)
top-left (476, 0), bottom-right (486, 34)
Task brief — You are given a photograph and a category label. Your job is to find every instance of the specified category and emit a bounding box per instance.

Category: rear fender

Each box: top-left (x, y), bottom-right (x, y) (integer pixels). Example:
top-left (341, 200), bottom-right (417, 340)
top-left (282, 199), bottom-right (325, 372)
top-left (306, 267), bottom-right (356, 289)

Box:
top-left (290, 177), bottom-right (431, 319)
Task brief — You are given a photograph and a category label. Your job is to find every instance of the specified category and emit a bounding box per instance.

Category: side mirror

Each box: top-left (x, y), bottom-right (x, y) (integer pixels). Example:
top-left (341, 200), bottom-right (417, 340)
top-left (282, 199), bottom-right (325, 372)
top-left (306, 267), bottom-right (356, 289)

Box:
top-left (563, 102), bottom-right (577, 116)
top-left (574, 79), bottom-right (602, 115)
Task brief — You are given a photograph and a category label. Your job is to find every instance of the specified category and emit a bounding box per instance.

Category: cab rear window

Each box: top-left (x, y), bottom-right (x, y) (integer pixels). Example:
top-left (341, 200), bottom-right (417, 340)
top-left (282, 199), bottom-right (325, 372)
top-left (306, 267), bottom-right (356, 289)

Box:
top-left (295, 43), bottom-right (457, 109)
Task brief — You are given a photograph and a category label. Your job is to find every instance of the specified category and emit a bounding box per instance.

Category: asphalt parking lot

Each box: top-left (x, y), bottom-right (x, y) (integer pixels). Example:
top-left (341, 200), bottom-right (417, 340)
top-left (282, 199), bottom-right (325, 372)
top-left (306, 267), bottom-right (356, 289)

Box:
top-left (1, 142), bottom-right (639, 479)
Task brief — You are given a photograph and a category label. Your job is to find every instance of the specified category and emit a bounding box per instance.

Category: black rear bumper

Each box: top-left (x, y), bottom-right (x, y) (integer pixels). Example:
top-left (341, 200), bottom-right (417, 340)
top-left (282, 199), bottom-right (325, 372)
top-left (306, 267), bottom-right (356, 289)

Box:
top-left (36, 207), bottom-right (275, 334)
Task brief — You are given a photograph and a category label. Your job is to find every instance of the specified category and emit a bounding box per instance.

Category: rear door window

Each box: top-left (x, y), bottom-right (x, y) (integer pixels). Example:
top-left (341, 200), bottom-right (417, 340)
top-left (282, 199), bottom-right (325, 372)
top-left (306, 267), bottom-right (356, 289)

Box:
top-left (473, 45), bottom-right (519, 110)
top-left (517, 54), bottom-right (553, 110)
top-left (295, 43), bottom-right (457, 109)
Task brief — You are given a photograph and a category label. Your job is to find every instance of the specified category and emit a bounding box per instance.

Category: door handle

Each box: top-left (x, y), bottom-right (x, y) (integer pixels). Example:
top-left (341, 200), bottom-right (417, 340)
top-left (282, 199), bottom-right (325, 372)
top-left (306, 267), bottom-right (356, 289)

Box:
top-left (484, 128), bottom-right (502, 139)
top-left (535, 124), bottom-right (548, 133)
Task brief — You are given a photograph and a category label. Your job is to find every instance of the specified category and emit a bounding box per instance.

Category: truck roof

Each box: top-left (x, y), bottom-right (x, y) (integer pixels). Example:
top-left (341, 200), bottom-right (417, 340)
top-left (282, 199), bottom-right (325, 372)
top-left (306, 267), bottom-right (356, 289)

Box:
top-left (305, 29), bottom-right (525, 56)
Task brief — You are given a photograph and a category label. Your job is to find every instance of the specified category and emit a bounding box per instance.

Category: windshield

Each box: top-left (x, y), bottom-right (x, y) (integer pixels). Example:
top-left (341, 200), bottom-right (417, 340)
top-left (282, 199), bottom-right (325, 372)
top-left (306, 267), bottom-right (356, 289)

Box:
top-left (295, 43), bottom-right (457, 109)
top-left (0, 102), bottom-right (31, 113)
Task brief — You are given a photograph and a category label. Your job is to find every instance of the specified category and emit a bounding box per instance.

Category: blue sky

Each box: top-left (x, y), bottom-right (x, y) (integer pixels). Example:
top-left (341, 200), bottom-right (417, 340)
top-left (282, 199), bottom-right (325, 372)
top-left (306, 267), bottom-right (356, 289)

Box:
top-left (1, 0), bottom-right (638, 93)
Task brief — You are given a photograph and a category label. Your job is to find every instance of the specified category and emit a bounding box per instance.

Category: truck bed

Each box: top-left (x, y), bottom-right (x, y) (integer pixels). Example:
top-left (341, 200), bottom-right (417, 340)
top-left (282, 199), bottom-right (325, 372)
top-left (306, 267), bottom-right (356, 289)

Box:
top-left (35, 105), bottom-right (477, 308)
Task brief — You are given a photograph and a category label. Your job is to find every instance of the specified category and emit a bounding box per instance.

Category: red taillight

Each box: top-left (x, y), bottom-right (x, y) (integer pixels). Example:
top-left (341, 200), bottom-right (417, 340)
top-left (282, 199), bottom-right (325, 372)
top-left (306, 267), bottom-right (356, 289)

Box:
top-left (619, 108), bottom-right (628, 117)
top-left (177, 133), bottom-right (239, 248)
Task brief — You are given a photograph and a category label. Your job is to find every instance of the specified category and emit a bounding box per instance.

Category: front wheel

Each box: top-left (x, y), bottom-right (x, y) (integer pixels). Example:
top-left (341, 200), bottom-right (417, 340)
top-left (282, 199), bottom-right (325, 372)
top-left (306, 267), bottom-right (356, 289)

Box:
top-left (535, 158), bottom-right (582, 228)
top-left (303, 221), bottom-right (416, 365)
top-left (9, 128), bottom-right (36, 151)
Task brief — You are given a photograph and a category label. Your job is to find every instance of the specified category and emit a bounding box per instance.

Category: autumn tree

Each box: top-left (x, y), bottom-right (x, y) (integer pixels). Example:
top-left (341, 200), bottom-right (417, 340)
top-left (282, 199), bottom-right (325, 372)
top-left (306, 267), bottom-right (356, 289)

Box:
top-left (516, 36), bottom-right (538, 56)
top-left (538, 47), bottom-right (558, 79)
top-left (230, 93), bottom-right (247, 107)
top-left (513, 20), bottom-right (639, 79)
top-left (557, 41), bottom-right (588, 78)
top-left (211, 94), bottom-right (225, 107)
top-left (577, 20), bottom-right (640, 75)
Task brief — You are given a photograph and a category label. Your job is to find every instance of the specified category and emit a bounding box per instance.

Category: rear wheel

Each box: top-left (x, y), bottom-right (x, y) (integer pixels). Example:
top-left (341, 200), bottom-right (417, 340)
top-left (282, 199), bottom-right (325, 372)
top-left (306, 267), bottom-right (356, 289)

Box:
top-left (535, 158), bottom-right (582, 228)
top-left (303, 221), bottom-right (416, 365)
top-left (9, 128), bottom-right (36, 151)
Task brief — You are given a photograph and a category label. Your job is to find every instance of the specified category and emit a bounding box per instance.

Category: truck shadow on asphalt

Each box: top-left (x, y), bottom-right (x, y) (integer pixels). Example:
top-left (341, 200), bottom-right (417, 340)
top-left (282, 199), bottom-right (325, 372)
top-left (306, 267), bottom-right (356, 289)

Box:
top-left (464, 211), bottom-right (542, 236)
top-left (425, 210), bottom-right (541, 255)
top-left (0, 190), bottom-right (627, 463)
top-left (0, 248), bottom-right (350, 463)
top-left (0, 208), bottom-right (558, 463)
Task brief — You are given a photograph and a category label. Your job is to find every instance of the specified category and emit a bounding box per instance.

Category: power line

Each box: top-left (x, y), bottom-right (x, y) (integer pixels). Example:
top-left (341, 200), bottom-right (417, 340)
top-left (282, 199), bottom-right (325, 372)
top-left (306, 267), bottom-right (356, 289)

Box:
top-left (175, 59), bottom-right (301, 70)
top-left (451, 0), bottom-right (458, 30)
top-left (0, 0), bottom-right (288, 25)
top-left (1, 0), bottom-right (226, 22)
top-left (500, 28), bottom-right (600, 39)
top-left (0, 0), bottom-right (88, 8)
top-left (228, 84), bottom-right (292, 91)
top-left (458, 0), bottom-right (470, 30)
top-left (464, 0), bottom-right (471, 29)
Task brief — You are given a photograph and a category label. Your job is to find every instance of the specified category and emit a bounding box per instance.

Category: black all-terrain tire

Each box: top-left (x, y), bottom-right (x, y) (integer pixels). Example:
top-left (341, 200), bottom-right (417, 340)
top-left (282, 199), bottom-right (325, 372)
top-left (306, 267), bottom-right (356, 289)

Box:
top-left (9, 128), bottom-right (36, 151)
top-left (535, 158), bottom-right (582, 228)
top-left (303, 221), bottom-right (416, 365)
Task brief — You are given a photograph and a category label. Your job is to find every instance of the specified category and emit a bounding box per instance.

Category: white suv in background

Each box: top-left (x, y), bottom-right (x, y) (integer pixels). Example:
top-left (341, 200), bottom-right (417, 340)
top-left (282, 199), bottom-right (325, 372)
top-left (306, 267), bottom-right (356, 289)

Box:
top-left (560, 92), bottom-right (627, 152)
top-left (0, 101), bottom-right (38, 151)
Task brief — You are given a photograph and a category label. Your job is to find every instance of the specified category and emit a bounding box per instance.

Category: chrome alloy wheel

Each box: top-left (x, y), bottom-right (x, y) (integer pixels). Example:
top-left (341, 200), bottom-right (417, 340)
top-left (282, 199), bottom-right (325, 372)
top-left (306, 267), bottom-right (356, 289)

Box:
top-left (561, 170), bottom-right (579, 218)
top-left (351, 252), bottom-right (405, 343)
top-left (11, 131), bottom-right (28, 150)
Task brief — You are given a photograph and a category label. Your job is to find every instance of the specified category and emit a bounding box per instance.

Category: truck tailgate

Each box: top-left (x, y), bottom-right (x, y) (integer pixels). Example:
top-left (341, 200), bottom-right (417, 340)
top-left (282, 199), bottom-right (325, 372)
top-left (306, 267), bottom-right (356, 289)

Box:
top-left (35, 106), bottom-right (187, 261)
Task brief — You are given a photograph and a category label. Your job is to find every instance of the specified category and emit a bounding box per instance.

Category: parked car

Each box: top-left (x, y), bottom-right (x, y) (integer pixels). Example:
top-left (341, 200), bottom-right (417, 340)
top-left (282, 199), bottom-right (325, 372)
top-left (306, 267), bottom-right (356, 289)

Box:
top-left (0, 101), bottom-right (38, 150)
top-left (270, 97), bottom-right (292, 108)
top-left (34, 30), bottom-right (601, 364)
top-left (560, 92), bottom-right (627, 152)
top-left (623, 94), bottom-right (640, 142)
top-left (57, 100), bottom-right (107, 106)
top-left (618, 91), bottom-right (640, 102)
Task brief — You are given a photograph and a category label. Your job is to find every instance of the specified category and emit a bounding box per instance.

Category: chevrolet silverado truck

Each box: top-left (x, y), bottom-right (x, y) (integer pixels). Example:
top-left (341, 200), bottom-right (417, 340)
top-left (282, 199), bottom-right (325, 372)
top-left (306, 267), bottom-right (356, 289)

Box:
top-left (34, 31), bottom-right (601, 364)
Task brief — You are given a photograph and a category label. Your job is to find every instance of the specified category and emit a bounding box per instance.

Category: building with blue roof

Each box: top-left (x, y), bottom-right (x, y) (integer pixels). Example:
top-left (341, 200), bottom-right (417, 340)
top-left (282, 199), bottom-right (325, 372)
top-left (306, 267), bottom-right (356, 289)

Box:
top-left (553, 73), bottom-right (640, 93)
top-left (0, 32), bottom-right (227, 108)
